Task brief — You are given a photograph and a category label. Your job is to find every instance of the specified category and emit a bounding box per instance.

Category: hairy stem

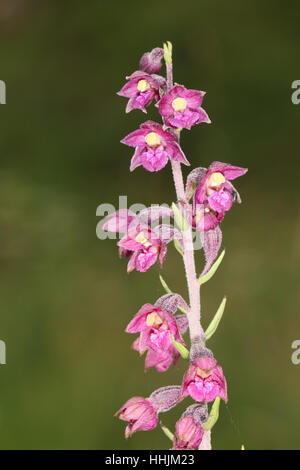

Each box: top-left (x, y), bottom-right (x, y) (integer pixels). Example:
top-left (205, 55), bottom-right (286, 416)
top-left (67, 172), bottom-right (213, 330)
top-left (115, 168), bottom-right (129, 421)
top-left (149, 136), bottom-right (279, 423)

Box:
top-left (171, 160), bottom-right (204, 343)
top-left (166, 58), bottom-right (205, 345)
top-left (198, 430), bottom-right (211, 450)
top-left (166, 47), bottom-right (211, 452)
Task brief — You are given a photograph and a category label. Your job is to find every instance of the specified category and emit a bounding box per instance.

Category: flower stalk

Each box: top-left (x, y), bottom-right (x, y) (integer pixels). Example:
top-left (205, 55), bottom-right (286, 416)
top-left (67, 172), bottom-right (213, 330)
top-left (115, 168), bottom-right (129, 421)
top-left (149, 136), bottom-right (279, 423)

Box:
top-left (102, 41), bottom-right (247, 450)
top-left (166, 55), bottom-right (204, 346)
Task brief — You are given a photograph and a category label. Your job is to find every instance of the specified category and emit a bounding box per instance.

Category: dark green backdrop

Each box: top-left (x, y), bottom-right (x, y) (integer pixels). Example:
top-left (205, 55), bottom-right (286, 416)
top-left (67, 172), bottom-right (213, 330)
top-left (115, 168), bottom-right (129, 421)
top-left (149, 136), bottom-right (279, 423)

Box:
top-left (0, 0), bottom-right (299, 449)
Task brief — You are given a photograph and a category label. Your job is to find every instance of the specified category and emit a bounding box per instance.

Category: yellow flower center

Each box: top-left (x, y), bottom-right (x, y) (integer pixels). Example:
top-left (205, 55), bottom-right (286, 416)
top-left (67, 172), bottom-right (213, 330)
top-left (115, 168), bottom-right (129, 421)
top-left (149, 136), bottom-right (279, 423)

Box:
top-left (146, 312), bottom-right (163, 327)
top-left (137, 79), bottom-right (150, 92)
top-left (145, 132), bottom-right (161, 147)
top-left (207, 172), bottom-right (225, 189)
top-left (172, 97), bottom-right (187, 112)
top-left (135, 231), bottom-right (152, 248)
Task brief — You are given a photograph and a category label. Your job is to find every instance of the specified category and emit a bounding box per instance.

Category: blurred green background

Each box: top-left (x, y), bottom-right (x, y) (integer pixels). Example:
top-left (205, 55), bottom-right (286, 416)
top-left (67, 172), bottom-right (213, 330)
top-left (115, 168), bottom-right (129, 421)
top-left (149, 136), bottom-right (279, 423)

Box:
top-left (0, 0), bottom-right (299, 450)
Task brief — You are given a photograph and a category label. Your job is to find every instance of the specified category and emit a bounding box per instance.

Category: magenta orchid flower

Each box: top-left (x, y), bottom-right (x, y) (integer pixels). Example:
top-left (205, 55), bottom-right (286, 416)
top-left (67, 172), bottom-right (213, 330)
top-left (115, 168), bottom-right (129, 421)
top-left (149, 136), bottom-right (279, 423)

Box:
top-left (102, 207), bottom-right (182, 273)
top-left (118, 225), bottom-right (166, 273)
top-left (173, 403), bottom-right (208, 450)
top-left (115, 386), bottom-right (181, 438)
top-left (181, 356), bottom-right (228, 403)
top-left (115, 397), bottom-right (158, 438)
top-left (126, 302), bottom-right (187, 372)
top-left (121, 121), bottom-right (189, 172)
top-left (185, 161), bottom-right (248, 231)
top-left (173, 416), bottom-right (204, 450)
top-left (158, 84), bottom-right (210, 130)
top-left (117, 71), bottom-right (162, 113)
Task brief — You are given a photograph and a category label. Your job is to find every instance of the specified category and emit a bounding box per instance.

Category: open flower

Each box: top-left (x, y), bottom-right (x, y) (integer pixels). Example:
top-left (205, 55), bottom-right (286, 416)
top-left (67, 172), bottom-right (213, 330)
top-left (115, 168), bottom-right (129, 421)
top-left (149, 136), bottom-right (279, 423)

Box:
top-left (102, 207), bottom-right (181, 274)
top-left (115, 386), bottom-right (181, 438)
top-left (158, 85), bottom-right (210, 129)
top-left (118, 225), bottom-right (166, 273)
top-left (126, 303), bottom-right (186, 372)
top-left (122, 120), bottom-right (189, 172)
top-left (117, 71), bottom-right (161, 113)
top-left (115, 397), bottom-right (158, 438)
top-left (181, 356), bottom-right (228, 403)
top-left (173, 416), bottom-right (204, 450)
top-left (186, 162), bottom-right (248, 231)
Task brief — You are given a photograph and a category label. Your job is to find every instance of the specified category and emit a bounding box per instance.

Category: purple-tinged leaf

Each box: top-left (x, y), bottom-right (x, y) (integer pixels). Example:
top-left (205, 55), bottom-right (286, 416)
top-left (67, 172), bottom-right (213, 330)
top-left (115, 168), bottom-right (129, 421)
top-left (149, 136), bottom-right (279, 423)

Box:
top-left (200, 226), bottom-right (222, 276)
top-left (175, 315), bottom-right (189, 335)
top-left (149, 386), bottom-right (181, 413)
top-left (153, 224), bottom-right (183, 247)
top-left (155, 293), bottom-right (189, 316)
top-left (182, 403), bottom-right (208, 425)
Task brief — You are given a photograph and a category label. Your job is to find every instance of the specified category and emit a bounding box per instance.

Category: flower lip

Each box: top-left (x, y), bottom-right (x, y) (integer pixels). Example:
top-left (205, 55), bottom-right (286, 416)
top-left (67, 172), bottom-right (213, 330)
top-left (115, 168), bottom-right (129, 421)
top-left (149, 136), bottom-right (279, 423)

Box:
top-left (172, 97), bottom-right (187, 112)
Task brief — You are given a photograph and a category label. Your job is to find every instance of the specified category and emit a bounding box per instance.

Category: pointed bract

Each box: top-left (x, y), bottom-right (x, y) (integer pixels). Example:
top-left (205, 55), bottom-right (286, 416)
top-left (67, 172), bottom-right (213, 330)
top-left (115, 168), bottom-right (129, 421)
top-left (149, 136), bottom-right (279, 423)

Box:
top-left (149, 385), bottom-right (181, 413)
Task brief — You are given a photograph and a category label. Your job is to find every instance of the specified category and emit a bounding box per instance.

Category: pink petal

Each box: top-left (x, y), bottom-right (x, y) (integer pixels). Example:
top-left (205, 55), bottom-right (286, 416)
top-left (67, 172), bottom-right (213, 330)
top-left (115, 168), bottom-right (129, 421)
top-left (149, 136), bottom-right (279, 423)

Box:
top-left (221, 165), bottom-right (248, 180)
top-left (125, 312), bottom-right (148, 334)
top-left (130, 147), bottom-right (144, 171)
top-left (167, 142), bottom-right (190, 165)
top-left (121, 129), bottom-right (148, 147)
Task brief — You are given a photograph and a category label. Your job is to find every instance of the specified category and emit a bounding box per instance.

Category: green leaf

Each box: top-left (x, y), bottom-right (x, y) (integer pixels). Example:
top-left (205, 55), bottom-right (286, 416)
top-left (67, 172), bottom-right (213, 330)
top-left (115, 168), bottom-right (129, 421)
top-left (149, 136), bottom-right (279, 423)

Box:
top-left (173, 238), bottom-right (183, 256)
top-left (172, 202), bottom-right (189, 232)
top-left (160, 422), bottom-right (174, 442)
top-left (205, 297), bottom-right (226, 341)
top-left (159, 275), bottom-right (189, 315)
top-left (171, 336), bottom-right (189, 359)
top-left (159, 274), bottom-right (172, 294)
top-left (188, 181), bottom-right (197, 201)
top-left (198, 249), bottom-right (225, 285)
top-left (202, 397), bottom-right (221, 431)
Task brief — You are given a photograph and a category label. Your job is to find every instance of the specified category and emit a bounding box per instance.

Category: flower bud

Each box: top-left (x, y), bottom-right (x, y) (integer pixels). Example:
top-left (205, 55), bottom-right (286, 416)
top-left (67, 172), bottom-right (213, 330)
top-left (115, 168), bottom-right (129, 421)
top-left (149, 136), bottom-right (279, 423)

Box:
top-left (173, 416), bottom-right (204, 450)
top-left (115, 396), bottom-right (158, 438)
top-left (139, 47), bottom-right (164, 74)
